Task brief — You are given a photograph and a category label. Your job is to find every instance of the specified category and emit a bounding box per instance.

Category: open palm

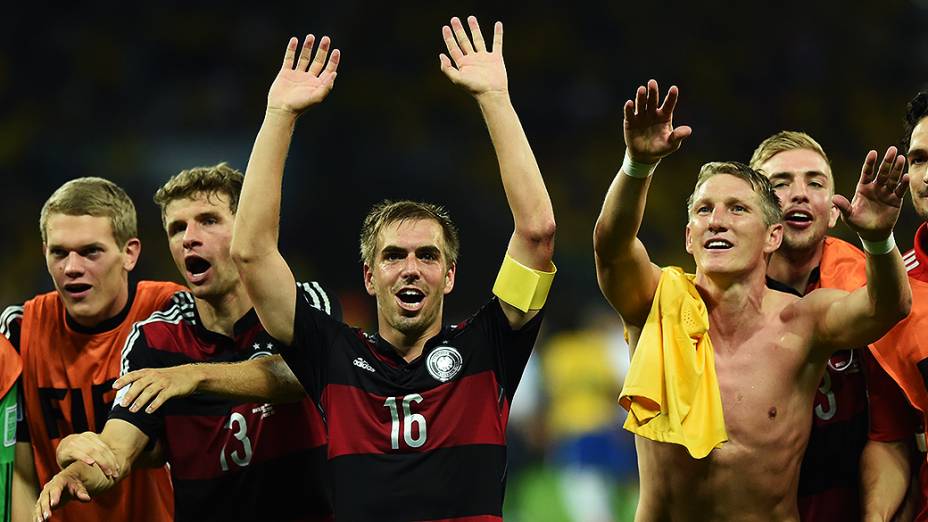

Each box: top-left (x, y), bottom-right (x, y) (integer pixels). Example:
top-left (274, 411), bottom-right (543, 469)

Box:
top-left (439, 16), bottom-right (507, 96)
top-left (835, 147), bottom-right (909, 241)
top-left (267, 35), bottom-right (340, 115)
top-left (623, 80), bottom-right (691, 164)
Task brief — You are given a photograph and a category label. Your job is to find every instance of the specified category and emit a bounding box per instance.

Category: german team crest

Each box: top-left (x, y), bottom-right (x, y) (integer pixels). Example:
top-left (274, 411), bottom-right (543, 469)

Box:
top-left (427, 346), bottom-right (463, 382)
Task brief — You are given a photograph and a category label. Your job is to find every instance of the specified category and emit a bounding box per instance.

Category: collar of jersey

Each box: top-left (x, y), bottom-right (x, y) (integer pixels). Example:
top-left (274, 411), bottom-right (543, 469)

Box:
top-left (370, 328), bottom-right (452, 367)
top-left (188, 303), bottom-right (261, 344)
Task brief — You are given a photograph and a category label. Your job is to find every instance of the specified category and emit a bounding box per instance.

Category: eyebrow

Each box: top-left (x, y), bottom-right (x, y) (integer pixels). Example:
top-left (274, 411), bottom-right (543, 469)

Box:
top-left (769, 170), bottom-right (828, 179)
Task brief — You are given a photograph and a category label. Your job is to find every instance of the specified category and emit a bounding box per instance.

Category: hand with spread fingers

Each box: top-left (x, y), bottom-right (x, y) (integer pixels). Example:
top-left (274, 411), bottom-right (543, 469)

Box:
top-left (56, 432), bottom-right (120, 479)
top-left (623, 79), bottom-right (692, 164)
top-left (834, 147), bottom-right (909, 242)
top-left (34, 468), bottom-right (93, 522)
top-left (439, 16), bottom-right (507, 98)
top-left (267, 34), bottom-right (340, 116)
top-left (113, 365), bottom-right (201, 414)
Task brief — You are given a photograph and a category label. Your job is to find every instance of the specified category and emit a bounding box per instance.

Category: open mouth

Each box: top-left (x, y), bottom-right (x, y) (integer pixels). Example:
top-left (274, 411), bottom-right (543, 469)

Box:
top-left (704, 239), bottom-right (733, 250)
top-left (784, 210), bottom-right (813, 227)
top-left (395, 288), bottom-right (425, 311)
top-left (184, 255), bottom-right (212, 283)
top-left (63, 283), bottom-right (92, 298)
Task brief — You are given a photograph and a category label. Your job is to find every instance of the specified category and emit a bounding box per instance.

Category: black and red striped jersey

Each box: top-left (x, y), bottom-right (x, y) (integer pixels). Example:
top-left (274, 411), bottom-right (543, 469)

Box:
top-left (110, 282), bottom-right (339, 522)
top-left (284, 296), bottom-right (543, 522)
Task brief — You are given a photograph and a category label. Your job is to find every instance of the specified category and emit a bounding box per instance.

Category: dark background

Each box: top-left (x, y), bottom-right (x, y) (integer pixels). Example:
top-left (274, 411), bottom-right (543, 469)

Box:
top-left (3, 3), bottom-right (927, 517)
top-left (1, 1), bottom-right (925, 331)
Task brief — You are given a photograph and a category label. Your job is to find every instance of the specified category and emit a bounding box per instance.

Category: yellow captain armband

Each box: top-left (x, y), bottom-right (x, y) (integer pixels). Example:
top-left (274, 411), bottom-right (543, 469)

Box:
top-left (492, 253), bottom-right (557, 313)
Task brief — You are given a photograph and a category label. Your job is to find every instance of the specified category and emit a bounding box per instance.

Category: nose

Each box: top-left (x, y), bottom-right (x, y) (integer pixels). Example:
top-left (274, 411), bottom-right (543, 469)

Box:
top-left (399, 254), bottom-right (421, 280)
top-left (787, 181), bottom-right (809, 203)
top-left (63, 251), bottom-right (84, 277)
top-left (182, 223), bottom-right (201, 250)
top-left (707, 207), bottom-right (728, 231)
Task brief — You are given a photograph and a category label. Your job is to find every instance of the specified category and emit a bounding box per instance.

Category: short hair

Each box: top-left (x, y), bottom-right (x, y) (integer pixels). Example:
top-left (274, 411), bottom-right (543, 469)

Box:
top-left (154, 162), bottom-right (243, 226)
top-left (902, 92), bottom-right (928, 153)
top-left (686, 161), bottom-right (783, 226)
top-left (360, 200), bottom-right (460, 267)
top-left (749, 130), bottom-right (831, 172)
top-left (40, 177), bottom-right (138, 247)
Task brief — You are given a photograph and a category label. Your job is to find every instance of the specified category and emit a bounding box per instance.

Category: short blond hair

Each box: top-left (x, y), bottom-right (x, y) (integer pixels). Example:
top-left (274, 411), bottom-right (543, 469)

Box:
top-left (360, 200), bottom-right (460, 267)
top-left (686, 161), bottom-right (783, 226)
top-left (749, 131), bottom-right (831, 172)
top-left (40, 177), bottom-right (138, 246)
top-left (154, 162), bottom-right (243, 226)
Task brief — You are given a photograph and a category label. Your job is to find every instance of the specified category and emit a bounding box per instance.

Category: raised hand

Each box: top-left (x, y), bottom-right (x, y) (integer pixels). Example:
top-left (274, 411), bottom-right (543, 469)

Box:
top-left (439, 16), bottom-right (507, 98)
top-left (267, 34), bottom-right (340, 115)
top-left (834, 147), bottom-right (909, 241)
top-left (624, 80), bottom-right (692, 164)
top-left (56, 432), bottom-right (120, 479)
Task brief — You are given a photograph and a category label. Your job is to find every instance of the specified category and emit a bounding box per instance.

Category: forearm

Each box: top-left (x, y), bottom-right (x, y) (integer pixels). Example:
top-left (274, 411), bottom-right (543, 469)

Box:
top-left (197, 356), bottom-right (304, 403)
top-left (231, 110), bottom-right (297, 263)
top-left (861, 440), bottom-right (909, 521)
top-left (593, 165), bottom-right (652, 260)
top-left (11, 443), bottom-right (37, 522)
top-left (863, 246), bottom-right (911, 324)
top-left (477, 92), bottom-right (554, 264)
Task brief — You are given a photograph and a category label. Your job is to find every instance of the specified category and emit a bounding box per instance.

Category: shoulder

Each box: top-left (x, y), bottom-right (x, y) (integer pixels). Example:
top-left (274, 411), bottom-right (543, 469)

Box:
top-left (0, 304), bottom-right (23, 338)
top-left (137, 280), bottom-right (187, 300)
top-left (127, 292), bottom-right (196, 344)
top-left (296, 281), bottom-right (338, 318)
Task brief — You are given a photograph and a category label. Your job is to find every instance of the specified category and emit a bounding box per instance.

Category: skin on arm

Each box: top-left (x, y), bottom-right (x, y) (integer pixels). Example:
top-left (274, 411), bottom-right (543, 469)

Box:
top-left (592, 80), bottom-right (692, 328)
top-left (11, 442), bottom-right (37, 522)
top-left (860, 439), bottom-right (910, 521)
top-left (110, 354), bottom-right (305, 414)
top-left (800, 147), bottom-right (912, 357)
top-left (438, 16), bottom-right (555, 329)
top-left (33, 420), bottom-right (148, 521)
top-left (230, 34), bottom-right (339, 346)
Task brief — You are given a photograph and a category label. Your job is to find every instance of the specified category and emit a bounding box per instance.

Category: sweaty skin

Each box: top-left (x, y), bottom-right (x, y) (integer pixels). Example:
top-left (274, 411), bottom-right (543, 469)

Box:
top-left (634, 289), bottom-right (821, 521)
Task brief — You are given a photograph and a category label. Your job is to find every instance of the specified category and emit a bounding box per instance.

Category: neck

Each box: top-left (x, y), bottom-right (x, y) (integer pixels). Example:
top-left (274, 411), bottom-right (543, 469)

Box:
top-left (195, 283), bottom-right (253, 337)
top-left (379, 317), bottom-right (443, 363)
top-left (767, 241), bottom-right (824, 295)
top-left (695, 266), bottom-right (768, 344)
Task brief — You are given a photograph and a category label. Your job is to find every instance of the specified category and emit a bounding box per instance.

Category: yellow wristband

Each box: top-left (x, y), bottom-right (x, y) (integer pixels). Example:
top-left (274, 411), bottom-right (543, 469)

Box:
top-left (492, 253), bottom-right (556, 312)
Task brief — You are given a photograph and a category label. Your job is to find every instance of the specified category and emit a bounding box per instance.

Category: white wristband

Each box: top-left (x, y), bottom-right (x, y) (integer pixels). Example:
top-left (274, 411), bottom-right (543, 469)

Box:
top-left (860, 233), bottom-right (896, 255)
top-left (622, 151), bottom-right (659, 179)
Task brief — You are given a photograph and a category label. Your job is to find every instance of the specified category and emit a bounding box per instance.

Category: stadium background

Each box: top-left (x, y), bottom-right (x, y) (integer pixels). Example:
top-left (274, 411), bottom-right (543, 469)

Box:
top-left (1, 2), bottom-right (926, 519)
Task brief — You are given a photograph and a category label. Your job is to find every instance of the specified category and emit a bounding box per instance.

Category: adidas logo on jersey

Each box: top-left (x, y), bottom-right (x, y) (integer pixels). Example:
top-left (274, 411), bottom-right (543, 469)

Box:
top-left (353, 357), bottom-right (376, 373)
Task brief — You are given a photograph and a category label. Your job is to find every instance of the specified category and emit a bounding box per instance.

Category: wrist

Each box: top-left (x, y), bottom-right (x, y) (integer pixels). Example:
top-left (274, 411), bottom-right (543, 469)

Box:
top-left (622, 150), bottom-right (659, 179)
top-left (860, 232), bottom-right (896, 255)
top-left (264, 107), bottom-right (301, 124)
top-left (475, 89), bottom-right (511, 106)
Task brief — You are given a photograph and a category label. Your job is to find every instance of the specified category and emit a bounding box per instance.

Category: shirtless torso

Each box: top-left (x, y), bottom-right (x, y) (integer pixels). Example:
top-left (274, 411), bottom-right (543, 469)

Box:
top-left (635, 288), bottom-right (826, 521)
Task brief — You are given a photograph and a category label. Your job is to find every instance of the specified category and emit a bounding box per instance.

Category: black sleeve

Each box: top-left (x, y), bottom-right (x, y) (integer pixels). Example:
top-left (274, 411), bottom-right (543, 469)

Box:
top-left (0, 305), bottom-right (23, 352)
top-left (296, 281), bottom-right (343, 322)
top-left (485, 298), bottom-right (546, 404)
top-left (108, 325), bottom-right (165, 442)
top-left (283, 292), bottom-right (343, 403)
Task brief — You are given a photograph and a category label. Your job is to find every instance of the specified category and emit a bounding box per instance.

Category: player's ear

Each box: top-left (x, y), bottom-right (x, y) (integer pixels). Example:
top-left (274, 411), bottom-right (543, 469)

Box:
top-left (123, 238), bottom-right (141, 271)
top-left (764, 223), bottom-right (783, 254)
top-left (684, 223), bottom-right (693, 254)
top-left (363, 264), bottom-right (376, 296)
top-left (443, 261), bottom-right (456, 295)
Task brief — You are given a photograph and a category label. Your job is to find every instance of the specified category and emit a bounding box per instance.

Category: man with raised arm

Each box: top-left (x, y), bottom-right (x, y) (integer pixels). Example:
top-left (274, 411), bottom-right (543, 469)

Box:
top-left (592, 80), bottom-right (911, 521)
top-left (751, 131), bottom-right (917, 521)
top-left (32, 164), bottom-right (340, 522)
top-left (231, 16), bottom-right (555, 521)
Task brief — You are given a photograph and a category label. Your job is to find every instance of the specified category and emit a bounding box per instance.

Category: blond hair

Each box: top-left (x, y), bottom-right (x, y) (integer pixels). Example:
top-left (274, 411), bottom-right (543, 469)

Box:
top-left (749, 131), bottom-right (831, 172)
top-left (40, 177), bottom-right (138, 246)
top-left (686, 161), bottom-right (783, 226)
top-left (154, 162), bottom-right (243, 226)
top-left (360, 200), bottom-right (460, 267)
